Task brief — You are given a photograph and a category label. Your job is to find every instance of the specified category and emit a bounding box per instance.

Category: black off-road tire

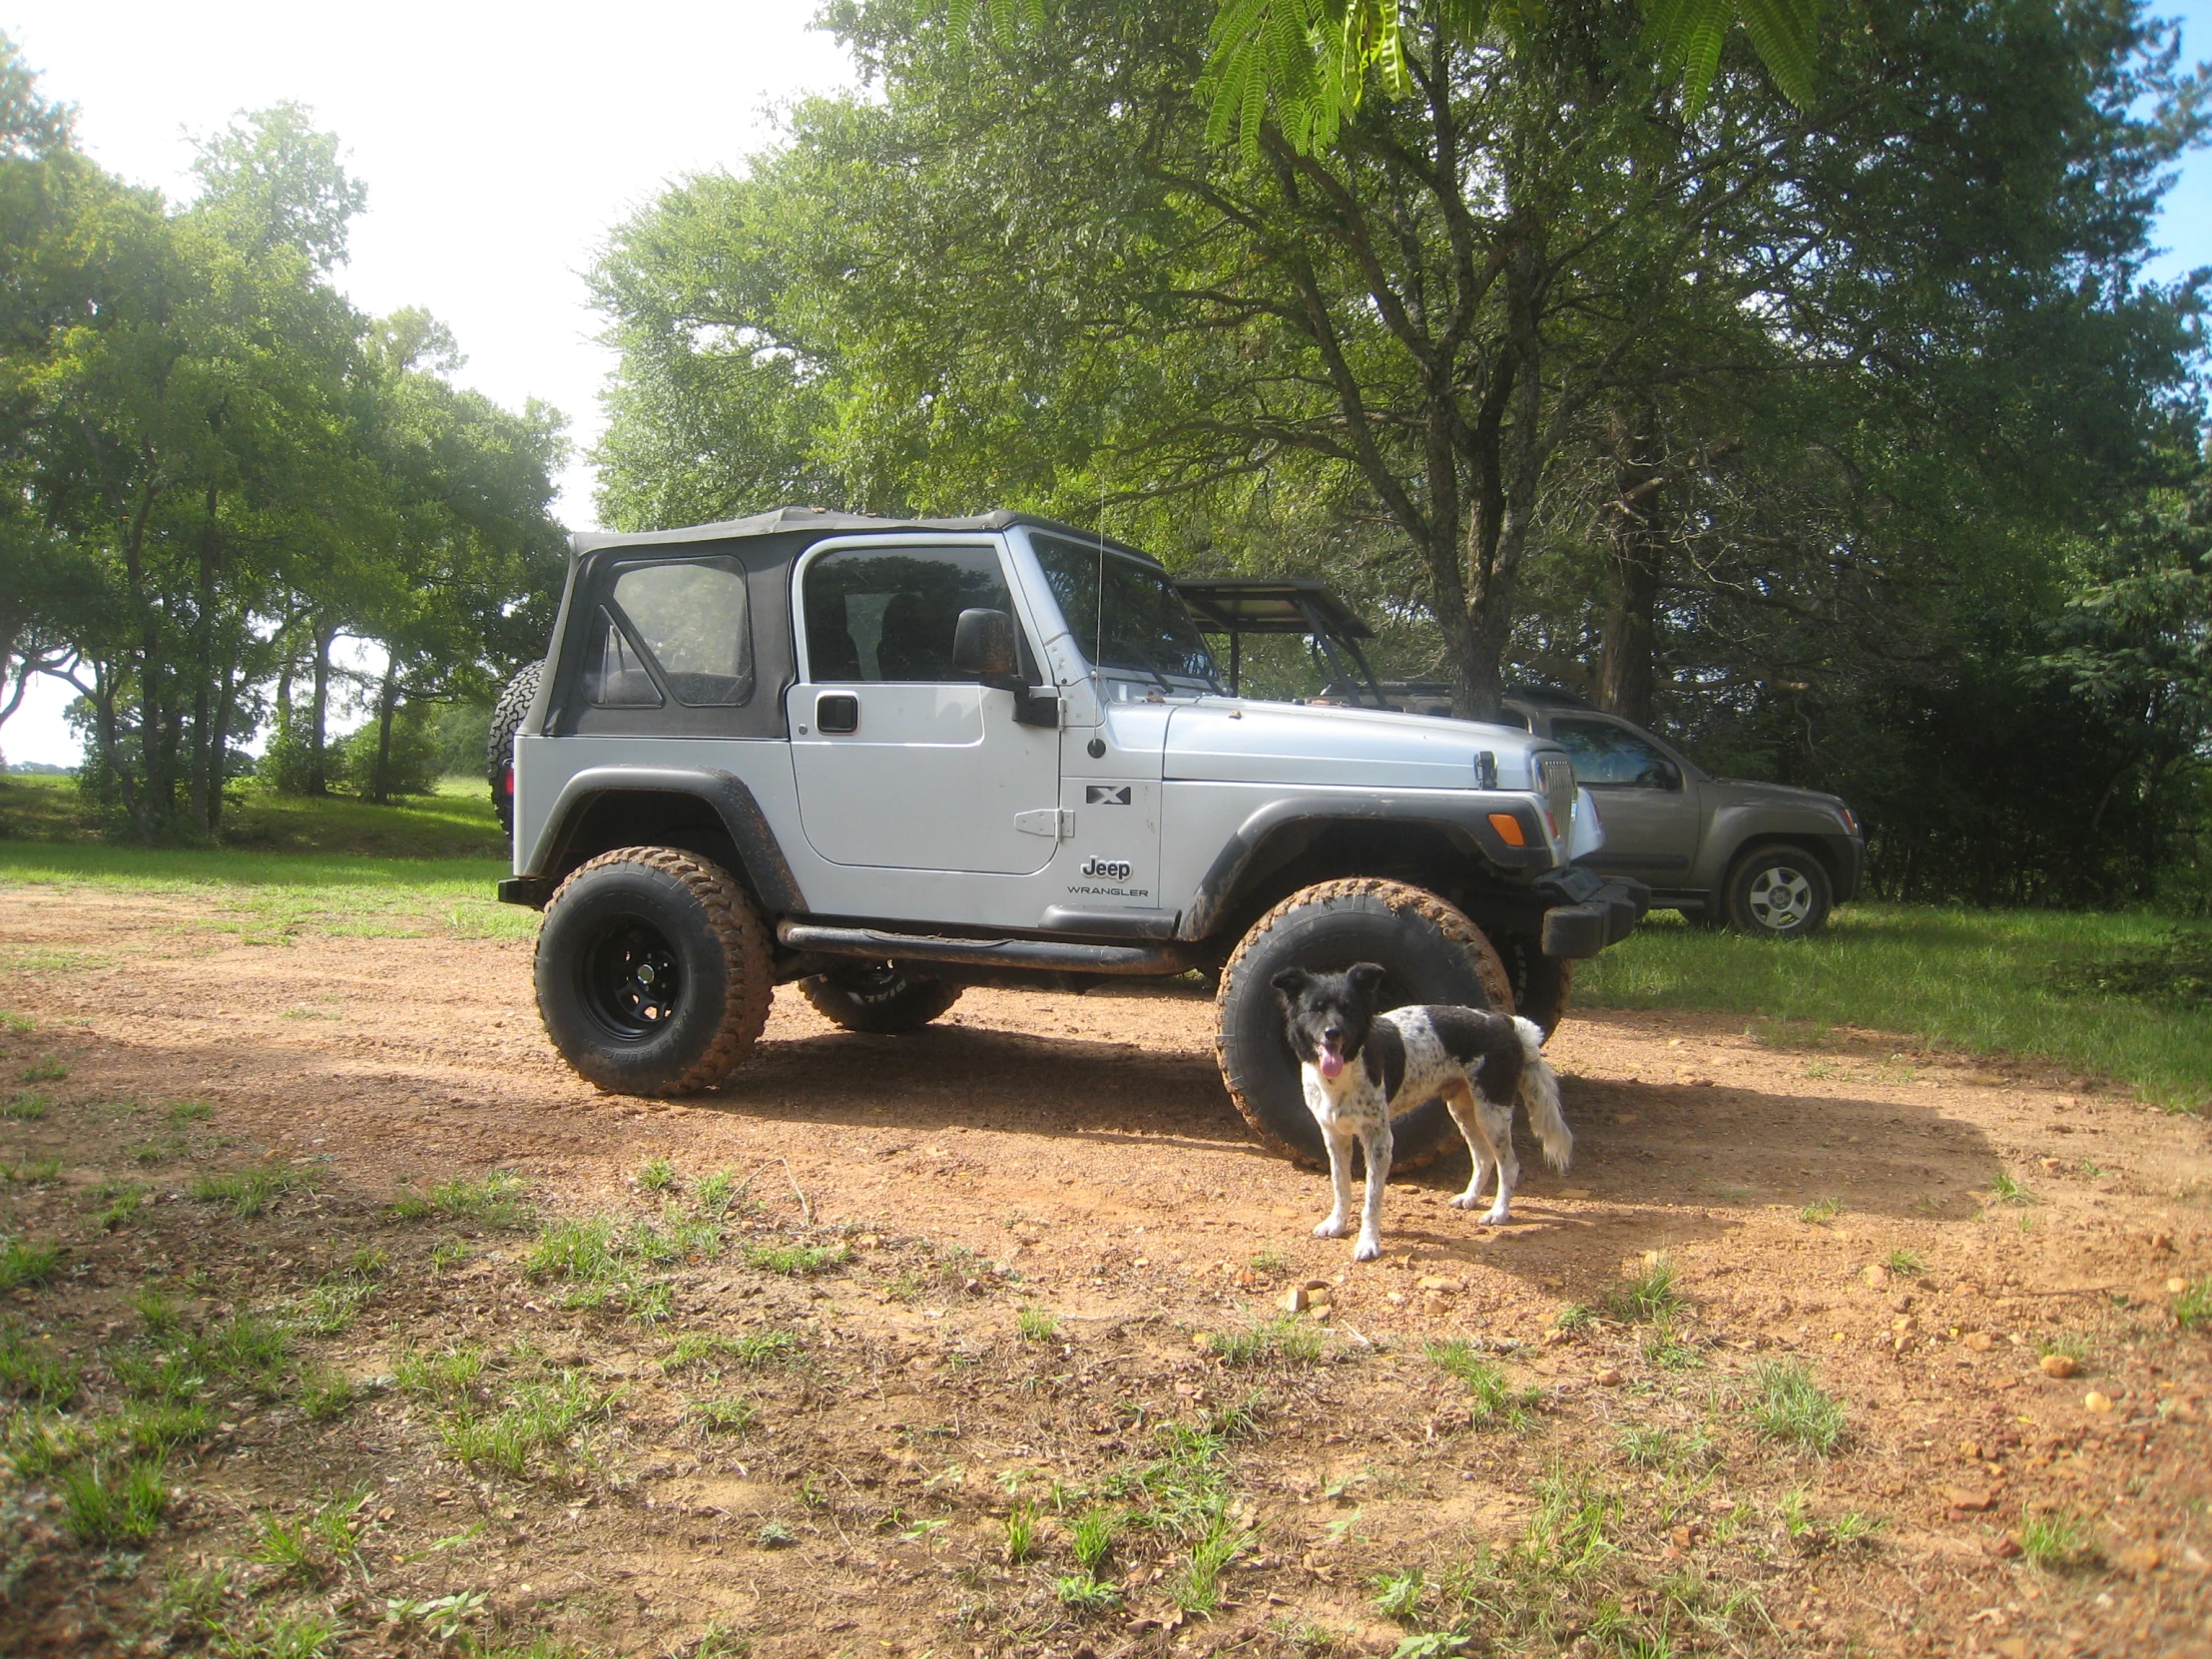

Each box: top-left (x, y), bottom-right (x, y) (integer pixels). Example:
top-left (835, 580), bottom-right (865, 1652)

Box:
top-left (487, 660), bottom-right (543, 836)
top-left (1723, 843), bottom-right (1833, 940)
top-left (534, 846), bottom-right (773, 1096)
top-left (800, 963), bottom-right (962, 1034)
top-left (1494, 933), bottom-right (1573, 1038)
top-left (1215, 877), bottom-right (1513, 1171)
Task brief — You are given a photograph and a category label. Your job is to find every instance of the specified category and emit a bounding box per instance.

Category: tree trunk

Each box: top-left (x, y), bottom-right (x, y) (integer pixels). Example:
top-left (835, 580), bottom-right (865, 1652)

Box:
top-left (1598, 405), bottom-right (1665, 727)
top-left (370, 663), bottom-right (399, 805)
top-left (307, 623), bottom-right (334, 797)
top-left (188, 478), bottom-right (220, 835)
top-left (207, 660), bottom-right (237, 835)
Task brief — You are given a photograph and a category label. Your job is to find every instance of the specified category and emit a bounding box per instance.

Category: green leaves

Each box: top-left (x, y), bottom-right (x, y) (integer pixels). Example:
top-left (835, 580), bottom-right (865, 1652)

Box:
top-left (1646, 0), bottom-right (1818, 115)
top-left (1196, 0), bottom-right (1822, 157)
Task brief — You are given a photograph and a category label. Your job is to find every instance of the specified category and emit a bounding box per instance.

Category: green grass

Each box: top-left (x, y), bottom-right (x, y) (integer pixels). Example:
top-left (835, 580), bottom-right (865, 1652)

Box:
top-left (0, 780), bottom-right (529, 944)
top-left (694, 1395), bottom-right (759, 1433)
top-left (744, 1240), bottom-right (850, 1276)
top-left (191, 1169), bottom-right (313, 1218)
top-left (0, 1235), bottom-right (60, 1291)
top-left (1070, 1505), bottom-right (1123, 1574)
top-left (1605, 1256), bottom-right (1683, 1324)
top-left (2019, 1507), bottom-right (2099, 1569)
top-left (1, 1091), bottom-right (49, 1120)
top-left (59, 1453), bottom-right (170, 1543)
top-left (1205, 1316), bottom-right (1324, 1367)
top-left (1016, 1306), bottom-right (1059, 1343)
top-left (391, 1170), bottom-right (531, 1227)
top-left (1, 1324), bottom-right (81, 1404)
top-left (1577, 906), bottom-right (2212, 1110)
top-left (2174, 1276), bottom-right (2211, 1330)
top-left (0, 771), bottom-right (507, 858)
top-left (1426, 1339), bottom-right (1527, 1426)
top-left (1748, 1361), bottom-right (1847, 1453)
top-left (438, 1374), bottom-right (604, 1477)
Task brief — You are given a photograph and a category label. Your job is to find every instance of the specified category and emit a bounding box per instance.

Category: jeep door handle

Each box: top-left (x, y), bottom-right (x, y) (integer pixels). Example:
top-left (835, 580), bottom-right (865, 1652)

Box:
top-left (816, 692), bottom-right (859, 735)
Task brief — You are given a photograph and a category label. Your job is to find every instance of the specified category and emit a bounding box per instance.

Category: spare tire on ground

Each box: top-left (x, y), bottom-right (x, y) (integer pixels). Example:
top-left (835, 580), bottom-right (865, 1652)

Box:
top-left (1214, 876), bottom-right (1513, 1170)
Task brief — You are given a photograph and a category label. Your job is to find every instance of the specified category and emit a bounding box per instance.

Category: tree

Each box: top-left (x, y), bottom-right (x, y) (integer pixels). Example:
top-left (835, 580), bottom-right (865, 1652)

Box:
top-left (0, 34), bottom-right (89, 762)
top-left (600, 0), bottom-right (2204, 721)
top-left (10, 87), bottom-right (570, 836)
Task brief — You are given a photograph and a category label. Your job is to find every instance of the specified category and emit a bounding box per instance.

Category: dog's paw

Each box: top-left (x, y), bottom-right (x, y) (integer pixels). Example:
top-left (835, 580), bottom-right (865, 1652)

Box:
top-left (1448, 1191), bottom-right (1483, 1211)
top-left (1313, 1217), bottom-right (1350, 1240)
top-left (1352, 1235), bottom-right (1382, 1263)
top-left (1482, 1205), bottom-right (1511, 1227)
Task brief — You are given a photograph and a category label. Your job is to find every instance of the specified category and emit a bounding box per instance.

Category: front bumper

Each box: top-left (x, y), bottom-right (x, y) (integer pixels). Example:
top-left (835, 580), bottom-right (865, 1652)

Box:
top-left (1534, 867), bottom-right (1649, 960)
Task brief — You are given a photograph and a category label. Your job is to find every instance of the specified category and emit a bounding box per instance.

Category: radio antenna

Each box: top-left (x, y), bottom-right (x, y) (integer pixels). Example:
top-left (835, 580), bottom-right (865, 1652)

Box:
top-left (1094, 478), bottom-right (1106, 666)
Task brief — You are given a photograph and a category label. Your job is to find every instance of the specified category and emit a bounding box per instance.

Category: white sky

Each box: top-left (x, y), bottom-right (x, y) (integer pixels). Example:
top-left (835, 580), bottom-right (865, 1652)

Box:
top-left (4, 0), bottom-right (2210, 766)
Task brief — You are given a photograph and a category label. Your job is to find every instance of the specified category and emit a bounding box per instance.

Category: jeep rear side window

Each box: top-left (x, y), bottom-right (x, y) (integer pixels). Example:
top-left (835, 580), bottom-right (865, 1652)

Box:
top-left (580, 612), bottom-right (663, 707)
top-left (611, 558), bottom-right (754, 707)
top-left (1551, 719), bottom-right (1676, 788)
top-left (804, 546), bottom-right (1015, 682)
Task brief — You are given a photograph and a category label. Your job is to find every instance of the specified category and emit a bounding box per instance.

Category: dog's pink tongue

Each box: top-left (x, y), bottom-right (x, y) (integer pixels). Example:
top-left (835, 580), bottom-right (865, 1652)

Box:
top-left (1318, 1048), bottom-right (1346, 1080)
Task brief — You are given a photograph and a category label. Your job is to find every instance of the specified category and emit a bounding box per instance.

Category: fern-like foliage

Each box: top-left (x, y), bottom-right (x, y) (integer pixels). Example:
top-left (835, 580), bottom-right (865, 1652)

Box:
top-left (942, 0), bottom-right (1818, 154)
top-left (1198, 0), bottom-right (1818, 156)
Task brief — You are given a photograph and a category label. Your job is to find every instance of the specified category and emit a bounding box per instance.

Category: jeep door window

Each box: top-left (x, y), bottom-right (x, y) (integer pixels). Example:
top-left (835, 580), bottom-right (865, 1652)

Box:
top-left (1031, 534), bottom-right (1221, 690)
top-left (610, 557), bottom-right (754, 707)
top-left (804, 546), bottom-right (1019, 682)
top-left (1551, 718), bottom-right (1679, 789)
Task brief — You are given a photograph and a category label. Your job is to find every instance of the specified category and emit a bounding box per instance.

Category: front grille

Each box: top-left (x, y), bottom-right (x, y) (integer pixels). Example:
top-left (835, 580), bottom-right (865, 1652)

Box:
top-left (1535, 753), bottom-right (1577, 831)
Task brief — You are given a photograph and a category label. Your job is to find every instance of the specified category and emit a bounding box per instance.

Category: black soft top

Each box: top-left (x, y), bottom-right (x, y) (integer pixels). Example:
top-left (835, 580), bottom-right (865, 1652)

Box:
top-left (569, 506), bottom-right (1161, 568)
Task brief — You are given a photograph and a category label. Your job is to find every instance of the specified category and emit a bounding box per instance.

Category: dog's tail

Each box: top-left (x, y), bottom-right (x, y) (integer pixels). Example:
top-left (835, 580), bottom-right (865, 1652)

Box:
top-left (1511, 1015), bottom-right (1573, 1172)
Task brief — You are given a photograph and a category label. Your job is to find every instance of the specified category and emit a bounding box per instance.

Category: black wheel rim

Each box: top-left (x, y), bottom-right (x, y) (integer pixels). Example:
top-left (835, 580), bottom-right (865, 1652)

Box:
top-left (581, 916), bottom-right (682, 1040)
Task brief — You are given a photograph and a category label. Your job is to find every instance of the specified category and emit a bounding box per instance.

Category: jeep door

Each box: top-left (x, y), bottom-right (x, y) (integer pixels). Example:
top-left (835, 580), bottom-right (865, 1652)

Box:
top-left (787, 537), bottom-right (1061, 875)
top-left (1544, 714), bottom-right (1704, 882)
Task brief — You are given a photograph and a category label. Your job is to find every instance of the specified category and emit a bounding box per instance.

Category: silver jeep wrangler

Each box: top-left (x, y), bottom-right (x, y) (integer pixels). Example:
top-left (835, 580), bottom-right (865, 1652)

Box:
top-left (492, 508), bottom-right (1645, 1168)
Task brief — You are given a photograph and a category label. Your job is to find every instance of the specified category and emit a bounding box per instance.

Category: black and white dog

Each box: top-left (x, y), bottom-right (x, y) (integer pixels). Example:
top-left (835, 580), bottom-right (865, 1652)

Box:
top-left (1272, 962), bottom-right (1572, 1261)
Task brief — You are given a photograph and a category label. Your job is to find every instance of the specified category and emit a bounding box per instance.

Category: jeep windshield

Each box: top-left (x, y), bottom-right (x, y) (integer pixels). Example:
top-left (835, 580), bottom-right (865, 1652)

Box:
top-left (1031, 532), bottom-right (1222, 693)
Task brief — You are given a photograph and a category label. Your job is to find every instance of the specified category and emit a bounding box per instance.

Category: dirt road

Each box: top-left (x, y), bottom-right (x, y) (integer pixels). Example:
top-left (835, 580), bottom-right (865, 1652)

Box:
top-left (3, 882), bottom-right (2209, 1657)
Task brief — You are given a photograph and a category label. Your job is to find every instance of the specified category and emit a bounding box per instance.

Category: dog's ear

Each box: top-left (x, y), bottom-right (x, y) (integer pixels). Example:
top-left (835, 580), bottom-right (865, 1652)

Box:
top-left (1345, 962), bottom-right (1387, 1008)
top-left (1271, 967), bottom-right (1312, 1001)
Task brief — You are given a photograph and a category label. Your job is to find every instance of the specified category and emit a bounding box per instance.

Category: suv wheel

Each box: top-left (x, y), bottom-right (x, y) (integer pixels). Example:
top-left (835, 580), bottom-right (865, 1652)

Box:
top-left (1216, 877), bottom-right (1513, 1170)
top-left (800, 962), bottom-right (961, 1034)
top-left (1494, 934), bottom-right (1573, 1038)
top-left (1724, 844), bottom-right (1833, 939)
top-left (487, 660), bottom-right (543, 836)
top-left (535, 846), bottom-right (773, 1094)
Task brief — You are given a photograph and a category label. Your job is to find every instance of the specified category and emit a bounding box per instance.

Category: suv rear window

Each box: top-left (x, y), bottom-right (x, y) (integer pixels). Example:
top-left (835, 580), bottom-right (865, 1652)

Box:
top-left (607, 557), bottom-right (755, 707)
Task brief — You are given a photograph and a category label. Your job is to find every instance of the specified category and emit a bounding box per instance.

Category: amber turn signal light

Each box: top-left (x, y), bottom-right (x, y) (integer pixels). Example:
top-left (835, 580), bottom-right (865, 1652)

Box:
top-left (1486, 812), bottom-right (1526, 847)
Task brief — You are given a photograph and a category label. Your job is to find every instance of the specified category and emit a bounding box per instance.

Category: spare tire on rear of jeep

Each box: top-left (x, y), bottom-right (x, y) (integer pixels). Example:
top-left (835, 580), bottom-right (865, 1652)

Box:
top-left (487, 659), bottom-right (542, 836)
top-left (1214, 877), bottom-right (1514, 1170)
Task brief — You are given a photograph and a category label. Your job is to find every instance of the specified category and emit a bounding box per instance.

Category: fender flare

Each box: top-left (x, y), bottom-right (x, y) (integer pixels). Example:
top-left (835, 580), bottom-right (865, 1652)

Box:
top-left (1177, 793), bottom-right (1547, 941)
top-left (519, 767), bottom-right (807, 914)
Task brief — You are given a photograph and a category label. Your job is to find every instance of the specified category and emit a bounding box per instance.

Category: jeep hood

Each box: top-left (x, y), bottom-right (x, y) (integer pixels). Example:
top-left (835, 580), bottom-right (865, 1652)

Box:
top-left (1161, 699), bottom-right (1554, 790)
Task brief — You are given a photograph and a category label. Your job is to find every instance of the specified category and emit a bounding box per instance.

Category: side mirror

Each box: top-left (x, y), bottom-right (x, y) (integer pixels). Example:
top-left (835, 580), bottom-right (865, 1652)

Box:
top-left (952, 607), bottom-right (1016, 678)
top-left (1650, 760), bottom-right (1682, 791)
